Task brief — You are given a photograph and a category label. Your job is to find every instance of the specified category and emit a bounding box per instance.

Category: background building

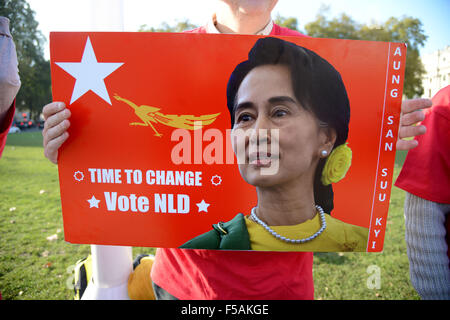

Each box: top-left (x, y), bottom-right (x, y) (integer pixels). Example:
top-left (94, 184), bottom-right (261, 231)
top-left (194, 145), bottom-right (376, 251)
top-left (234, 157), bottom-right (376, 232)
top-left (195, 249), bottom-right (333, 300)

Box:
top-left (421, 45), bottom-right (450, 98)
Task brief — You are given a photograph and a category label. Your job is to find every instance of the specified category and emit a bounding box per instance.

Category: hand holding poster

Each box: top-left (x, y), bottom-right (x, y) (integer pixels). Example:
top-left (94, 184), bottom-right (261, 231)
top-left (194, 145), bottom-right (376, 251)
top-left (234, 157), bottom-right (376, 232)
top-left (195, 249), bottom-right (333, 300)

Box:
top-left (50, 32), bottom-right (406, 252)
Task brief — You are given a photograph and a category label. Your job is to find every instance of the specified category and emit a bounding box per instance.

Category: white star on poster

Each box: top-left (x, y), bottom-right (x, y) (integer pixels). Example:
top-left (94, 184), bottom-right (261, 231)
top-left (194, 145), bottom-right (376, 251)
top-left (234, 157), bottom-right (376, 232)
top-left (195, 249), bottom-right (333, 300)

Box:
top-left (87, 195), bottom-right (100, 208)
top-left (196, 200), bottom-right (210, 213)
top-left (55, 36), bottom-right (123, 105)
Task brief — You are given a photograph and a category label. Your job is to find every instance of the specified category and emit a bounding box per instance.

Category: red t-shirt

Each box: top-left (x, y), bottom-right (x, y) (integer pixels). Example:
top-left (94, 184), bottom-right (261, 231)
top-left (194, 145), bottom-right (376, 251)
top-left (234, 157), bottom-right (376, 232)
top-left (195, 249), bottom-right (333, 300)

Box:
top-left (0, 101), bottom-right (15, 158)
top-left (395, 85), bottom-right (450, 204)
top-left (151, 24), bottom-right (314, 300)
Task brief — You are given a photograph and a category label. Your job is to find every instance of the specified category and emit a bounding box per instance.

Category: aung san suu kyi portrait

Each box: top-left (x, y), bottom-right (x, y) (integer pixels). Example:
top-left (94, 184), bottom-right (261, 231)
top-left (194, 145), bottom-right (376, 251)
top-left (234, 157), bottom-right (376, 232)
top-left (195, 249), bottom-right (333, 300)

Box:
top-left (181, 37), bottom-right (369, 252)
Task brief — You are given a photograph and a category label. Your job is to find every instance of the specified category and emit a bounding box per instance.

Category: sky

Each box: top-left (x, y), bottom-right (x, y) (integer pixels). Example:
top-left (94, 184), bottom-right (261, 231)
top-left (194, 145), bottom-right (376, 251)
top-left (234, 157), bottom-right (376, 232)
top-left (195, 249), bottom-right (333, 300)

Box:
top-left (25, 0), bottom-right (450, 60)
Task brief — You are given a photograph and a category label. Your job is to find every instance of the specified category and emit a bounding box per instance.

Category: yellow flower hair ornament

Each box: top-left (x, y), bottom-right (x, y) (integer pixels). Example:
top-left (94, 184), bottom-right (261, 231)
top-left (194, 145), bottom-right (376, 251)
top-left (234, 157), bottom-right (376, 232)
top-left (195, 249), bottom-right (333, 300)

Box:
top-left (321, 143), bottom-right (352, 186)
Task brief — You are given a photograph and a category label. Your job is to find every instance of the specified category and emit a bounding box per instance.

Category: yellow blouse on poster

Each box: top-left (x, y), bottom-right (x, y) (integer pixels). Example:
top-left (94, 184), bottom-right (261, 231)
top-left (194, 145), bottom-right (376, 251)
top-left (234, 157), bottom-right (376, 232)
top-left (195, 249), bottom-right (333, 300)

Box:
top-left (245, 213), bottom-right (369, 252)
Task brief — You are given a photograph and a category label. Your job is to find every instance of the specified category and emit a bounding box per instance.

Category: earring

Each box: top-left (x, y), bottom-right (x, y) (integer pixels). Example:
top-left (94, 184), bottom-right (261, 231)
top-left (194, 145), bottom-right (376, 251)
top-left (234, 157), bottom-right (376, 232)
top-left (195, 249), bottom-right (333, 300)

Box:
top-left (321, 150), bottom-right (328, 157)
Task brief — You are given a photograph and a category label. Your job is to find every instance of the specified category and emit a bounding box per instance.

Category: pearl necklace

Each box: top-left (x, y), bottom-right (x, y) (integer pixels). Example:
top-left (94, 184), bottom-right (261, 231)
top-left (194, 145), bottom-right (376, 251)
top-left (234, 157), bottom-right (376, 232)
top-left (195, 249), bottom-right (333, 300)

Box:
top-left (250, 205), bottom-right (327, 244)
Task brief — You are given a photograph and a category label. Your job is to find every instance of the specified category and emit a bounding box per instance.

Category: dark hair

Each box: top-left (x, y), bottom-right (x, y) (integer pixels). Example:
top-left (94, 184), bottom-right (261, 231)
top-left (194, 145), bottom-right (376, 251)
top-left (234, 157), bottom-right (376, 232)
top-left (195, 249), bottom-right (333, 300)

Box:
top-left (226, 37), bottom-right (350, 213)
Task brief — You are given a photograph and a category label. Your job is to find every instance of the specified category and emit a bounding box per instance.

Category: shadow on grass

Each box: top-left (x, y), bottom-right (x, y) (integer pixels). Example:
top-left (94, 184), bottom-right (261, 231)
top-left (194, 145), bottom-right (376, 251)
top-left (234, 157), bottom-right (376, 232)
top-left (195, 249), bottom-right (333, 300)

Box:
top-left (395, 150), bottom-right (408, 167)
top-left (314, 252), bottom-right (348, 265)
top-left (6, 131), bottom-right (43, 147)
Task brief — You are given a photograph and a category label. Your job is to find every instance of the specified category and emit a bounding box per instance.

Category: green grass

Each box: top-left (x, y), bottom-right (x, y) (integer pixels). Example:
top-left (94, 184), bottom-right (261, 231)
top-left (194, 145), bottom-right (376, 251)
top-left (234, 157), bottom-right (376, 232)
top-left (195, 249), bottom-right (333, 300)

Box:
top-left (0, 131), bottom-right (418, 300)
top-left (313, 166), bottom-right (418, 300)
top-left (312, 148), bottom-right (418, 300)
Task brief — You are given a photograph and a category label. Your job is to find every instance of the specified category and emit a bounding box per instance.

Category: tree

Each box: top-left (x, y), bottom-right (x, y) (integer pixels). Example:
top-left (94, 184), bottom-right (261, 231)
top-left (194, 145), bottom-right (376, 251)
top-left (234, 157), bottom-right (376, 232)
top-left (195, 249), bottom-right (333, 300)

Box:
top-left (1, 0), bottom-right (51, 120)
top-left (305, 8), bottom-right (427, 98)
top-left (138, 19), bottom-right (198, 33)
top-left (274, 13), bottom-right (300, 32)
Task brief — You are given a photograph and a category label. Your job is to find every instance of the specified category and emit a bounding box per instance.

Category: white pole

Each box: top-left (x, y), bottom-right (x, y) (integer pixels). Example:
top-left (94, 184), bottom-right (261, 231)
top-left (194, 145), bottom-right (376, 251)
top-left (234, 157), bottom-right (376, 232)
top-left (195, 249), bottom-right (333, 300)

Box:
top-left (89, 0), bottom-right (124, 31)
top-left (82, 245), bottom-right (133, 300)
top-left (81, 0), bottom-right (133, 300)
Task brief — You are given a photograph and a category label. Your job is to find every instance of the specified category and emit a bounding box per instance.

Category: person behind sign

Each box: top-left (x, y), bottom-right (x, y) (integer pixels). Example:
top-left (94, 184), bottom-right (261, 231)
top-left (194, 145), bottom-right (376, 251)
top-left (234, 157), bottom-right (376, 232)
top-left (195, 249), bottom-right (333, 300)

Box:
top-left (0, 15), bottom-right (21, 301)
top-left (180, 37), bottom-right (368, 252)
top-left (0, 17), bottom-right (21, 158)
top-left (395, 85), bottom-right (450, 300)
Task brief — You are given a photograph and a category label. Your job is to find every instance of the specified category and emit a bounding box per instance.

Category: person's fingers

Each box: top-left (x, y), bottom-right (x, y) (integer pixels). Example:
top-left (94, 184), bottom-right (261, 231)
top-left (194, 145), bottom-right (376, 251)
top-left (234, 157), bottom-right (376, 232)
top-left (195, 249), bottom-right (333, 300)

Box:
top-left (401, 98), bottom-right (432, 114)
top-left (396, 138), bottom-right (418, 151)
top-left (43, 119), bottom-right (71, 147)
top-left (398, 124), bottom-right (426, 140)
top-left (400, 110), bottom-right (425, 126)
top-left (44, 108), bottom-right (71, 131)
top-left (42, 102), bottom-right (66, 120)
top-left (42, 102), bottom-right (71, 163)
top-left (396, 99), bottom-right (431, 152)
top-left (44, 132), bottom-right (69, 164)
top-left (42, 109), bottom-right (71, 147)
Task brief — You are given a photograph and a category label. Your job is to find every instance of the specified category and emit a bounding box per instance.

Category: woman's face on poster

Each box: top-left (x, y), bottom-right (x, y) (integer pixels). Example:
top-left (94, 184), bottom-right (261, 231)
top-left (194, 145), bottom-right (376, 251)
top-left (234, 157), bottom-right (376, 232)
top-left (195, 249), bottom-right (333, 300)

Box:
top-left (231, 64), bottom-right (332, 189)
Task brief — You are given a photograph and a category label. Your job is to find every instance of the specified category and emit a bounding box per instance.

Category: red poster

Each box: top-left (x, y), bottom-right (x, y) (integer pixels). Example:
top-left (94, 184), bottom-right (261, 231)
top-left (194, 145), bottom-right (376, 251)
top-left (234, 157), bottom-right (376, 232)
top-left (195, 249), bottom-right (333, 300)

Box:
top-left (50, 32), bottom-right (406, 252)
